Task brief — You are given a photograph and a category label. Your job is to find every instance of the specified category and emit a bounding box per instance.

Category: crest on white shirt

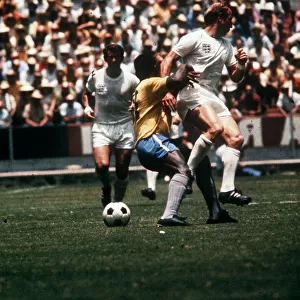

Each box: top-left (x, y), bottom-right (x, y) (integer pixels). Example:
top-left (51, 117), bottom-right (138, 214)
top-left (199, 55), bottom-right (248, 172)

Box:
top-left (96, 84), bottom-right (108, 95)
top-left (202, 43), bottom-right (211, 54)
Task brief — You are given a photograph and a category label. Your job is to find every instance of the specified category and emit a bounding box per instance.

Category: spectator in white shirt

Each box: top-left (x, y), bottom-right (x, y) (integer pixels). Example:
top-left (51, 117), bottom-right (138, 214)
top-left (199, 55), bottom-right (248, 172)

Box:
top-left (0, 81), bottom-right (16, 118)
top-left (41, 56), bottom-right (58, 87)
top-left (59, 94), bottom-right (83, 124)
top-left (0, 99), bottom-right (11, 128)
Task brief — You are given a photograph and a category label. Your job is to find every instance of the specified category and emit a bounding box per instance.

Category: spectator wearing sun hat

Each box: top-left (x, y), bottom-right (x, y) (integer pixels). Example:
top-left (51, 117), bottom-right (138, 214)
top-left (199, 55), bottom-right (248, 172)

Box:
top-left (77, 57), bottom-right (93, 79)
top-left (125, 4), bottom-right (149, 30)
top-left (275, 80), bottom-right (300, 116)
top-left (152, 0), bottom-right (171, 26)
top-left (93, 0), bottom-right (114, 23)
top-left (0, 81), bottom-right (17, 119)
top-left (64, 58), bottom-right (79, 83)
top-left (40, 78), bottom-right (56, 116)
top-left (45, 0), bottom-right (59, 22)
top-left (43, 23), bottom-right (65, 50)
top-left (248, 38), bottom-right (272, 69)
top-left (23, 89), bottom-right (51, 127)
top-left (43, 25), bottom-right (65, 57)
top-left (161, 38), bottom-right (172, 53)
top-left (167, 14), bottom-right (189, 43)
top-left (3, 51), bottom-right (29, 82)
top-left (35, 25), bottom-right (49, 52)
top-left (0, 22), bottom-right (10, 52)
top-left (187, 3), bottom-right (203, 30)
top-left (57, 43), bottom-right (72, 70)
top-left (41, 55), bottom-right (58, 87)
top-left (6, 69), bottom-right (22, 111)
top-left (10, 23), bottom-right (35, 49)
top-left (61, 0), bottom-right (78, 23)
top-left (246, 23), bottom-right (274, 57)
top-left (167, 4), bottom-right (179, 26)
top-left (29, 10), bottom-right (52, 39)
top-left (114, 0), bottom-right (134, 25)
top-left (146, 17), bottom-right (160, 52)
top-left (126, 20), bottom-right (144, 52)
top-left (136, 0), bottom-right (155, 20)
top-left (99, 19), bottom-right (123, 44)
top-left (0, 98), bottom-right (11, 128)
top-left (55, 81), bottom-right (76, 106)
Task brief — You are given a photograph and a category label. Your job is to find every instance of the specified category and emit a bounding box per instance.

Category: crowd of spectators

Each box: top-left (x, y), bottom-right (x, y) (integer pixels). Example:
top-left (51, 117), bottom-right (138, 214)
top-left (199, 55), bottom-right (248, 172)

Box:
top-left (0, 0), bottom-right (300, 128)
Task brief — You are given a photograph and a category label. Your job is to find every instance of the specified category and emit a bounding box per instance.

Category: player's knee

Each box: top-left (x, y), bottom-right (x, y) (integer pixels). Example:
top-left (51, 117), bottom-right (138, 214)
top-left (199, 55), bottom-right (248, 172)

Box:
top-left (208, 124), bottom-right (223, 140)
top-left (177, 163), bottom-right (190, 177)
top-left (95, 164), bottom-right (109, 175)
top-left (228, 134), bottom-right (244, 149)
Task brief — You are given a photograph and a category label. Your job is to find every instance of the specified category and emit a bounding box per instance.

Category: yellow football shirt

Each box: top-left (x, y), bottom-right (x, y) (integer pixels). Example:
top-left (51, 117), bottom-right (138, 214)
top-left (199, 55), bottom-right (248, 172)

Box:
top-left (133, 77), bottom-right (172, 144)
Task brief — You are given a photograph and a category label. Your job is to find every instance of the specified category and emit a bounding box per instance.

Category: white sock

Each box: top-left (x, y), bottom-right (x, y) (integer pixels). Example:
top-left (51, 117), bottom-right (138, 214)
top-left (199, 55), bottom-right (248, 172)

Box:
top-left (220, 147), bottom-right (240, 192)
top-left (162, 173), bottom-right (189, 219)
top-left (187, 134), bottom-right (213, 173)
top-left (146, 170), bottom-right (158, 191)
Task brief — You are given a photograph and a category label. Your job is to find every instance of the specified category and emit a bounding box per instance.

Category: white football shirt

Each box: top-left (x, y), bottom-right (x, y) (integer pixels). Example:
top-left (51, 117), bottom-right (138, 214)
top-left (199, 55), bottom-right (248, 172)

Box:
top-left (86, 68), bottom-right (139, 124)
top-left (172, 28), bottom-right (237, 95)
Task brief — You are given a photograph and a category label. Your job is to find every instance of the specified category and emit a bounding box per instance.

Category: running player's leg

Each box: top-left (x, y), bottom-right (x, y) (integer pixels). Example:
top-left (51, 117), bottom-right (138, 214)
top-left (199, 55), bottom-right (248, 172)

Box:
top-left (136, 135), bottom-right (191, 226)
top-left (158, 150), bottom-right (191, 226)
top-left (113, 121), bottom-right (135, 202)
top-left (182, 120), bottom-right (237, 222)
top-left (114, 148), bottom-right (133, 202)
top-left (218, 116), bottom-right (252, 205)
top-left (94, 145), bottom-right (113, 206)
top-left (195, 155), bottom-right (237, 223)
top-left (141, 170), bottom-right (158, 200)
top-left (185, 104), bottom-right (223, 174)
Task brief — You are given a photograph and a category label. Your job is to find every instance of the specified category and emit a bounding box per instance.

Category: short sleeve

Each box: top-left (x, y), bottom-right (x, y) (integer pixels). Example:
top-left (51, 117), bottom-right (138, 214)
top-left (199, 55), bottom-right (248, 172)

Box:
top-left (59, 103), bottom-right (67, 117)
top-left (85, 72), bottom-right (96, 93)
top-left (172, 34), bottom-right (198, 58)
top-left (225, 41), bottom-right (236, 67)
top-left (23, 104), bottom-right (30, 118)
top-left (293, 92), bottom-right (300, 106)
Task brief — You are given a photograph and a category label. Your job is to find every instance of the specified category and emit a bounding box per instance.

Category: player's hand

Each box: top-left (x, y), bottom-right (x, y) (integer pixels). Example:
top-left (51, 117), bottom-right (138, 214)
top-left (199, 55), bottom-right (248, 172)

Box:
top-left (168, 64), bottom-right (200, 91)
top-left (186, 69), bottom-right (200, 88)
top-left (162, 92), bottom-right (176, 112)
top-left (84, 106), bottom-right (95, 119)
top-left (236, 48), bottom-right (248, 66)
top-left (128, 100), bottom-right (134, 112)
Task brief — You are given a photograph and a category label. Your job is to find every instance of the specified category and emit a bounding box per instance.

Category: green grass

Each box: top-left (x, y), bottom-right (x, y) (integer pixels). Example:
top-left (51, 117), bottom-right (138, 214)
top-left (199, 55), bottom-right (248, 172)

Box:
top-left (0, 175), bottom-right (300, 300)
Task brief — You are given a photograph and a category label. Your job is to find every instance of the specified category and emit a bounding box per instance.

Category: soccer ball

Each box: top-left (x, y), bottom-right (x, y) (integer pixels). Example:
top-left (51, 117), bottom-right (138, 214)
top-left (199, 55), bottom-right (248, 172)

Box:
top-left (102, 202), bottom-right (131, 227)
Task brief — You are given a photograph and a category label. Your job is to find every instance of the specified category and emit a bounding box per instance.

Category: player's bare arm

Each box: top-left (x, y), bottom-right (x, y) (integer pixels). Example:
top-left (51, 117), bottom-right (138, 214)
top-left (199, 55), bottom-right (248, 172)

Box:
top-left (160, 51), bottom-right (182, 111)
top-left (227, 48), bottom-right (248, 83)
top-left (160, 51), bottom-right (180, 77)
top-left (82, 89), bottom-right (95, 119)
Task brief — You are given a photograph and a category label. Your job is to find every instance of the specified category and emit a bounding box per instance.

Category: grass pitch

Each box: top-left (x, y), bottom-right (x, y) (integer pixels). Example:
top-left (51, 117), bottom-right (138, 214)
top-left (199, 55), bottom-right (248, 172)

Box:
top-left (0, 175), bottom-right (299, 300)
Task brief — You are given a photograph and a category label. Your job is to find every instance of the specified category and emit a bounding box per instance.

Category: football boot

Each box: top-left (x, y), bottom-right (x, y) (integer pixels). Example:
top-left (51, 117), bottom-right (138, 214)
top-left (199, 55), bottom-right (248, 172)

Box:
top-left (219, 188), bottom-right (252, 206)
top-left (141, 188), bottom-right (156, 200)
top-left (206, 210), bottom-right (238, 224)
top-left (157, 215), bottom-right (190, 227)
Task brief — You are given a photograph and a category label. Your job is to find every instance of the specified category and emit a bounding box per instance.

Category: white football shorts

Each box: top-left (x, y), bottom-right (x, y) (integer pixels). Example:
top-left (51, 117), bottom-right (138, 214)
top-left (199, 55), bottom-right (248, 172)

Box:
top-left (177, 84), bottom-right (231, 121)
top-left (92, 121), bottom-right (135, 149)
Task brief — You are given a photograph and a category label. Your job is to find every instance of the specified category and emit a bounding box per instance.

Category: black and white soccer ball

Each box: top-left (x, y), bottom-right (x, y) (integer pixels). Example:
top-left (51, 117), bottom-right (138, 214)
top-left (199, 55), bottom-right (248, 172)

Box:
top-left (102, 202), bottom-right (131, 227)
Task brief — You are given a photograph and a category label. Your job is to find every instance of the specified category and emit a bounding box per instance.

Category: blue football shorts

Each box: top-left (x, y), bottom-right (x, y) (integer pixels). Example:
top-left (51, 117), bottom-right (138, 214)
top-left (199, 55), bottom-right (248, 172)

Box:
top-left (136, 134), bottom-right (178, 171)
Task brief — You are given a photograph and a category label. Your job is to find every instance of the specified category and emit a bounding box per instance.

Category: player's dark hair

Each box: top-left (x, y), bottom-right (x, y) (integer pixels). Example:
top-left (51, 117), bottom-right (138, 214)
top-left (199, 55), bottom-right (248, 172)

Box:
top-left (204, 3), bottom-right (232, 26)
top-left (103, 44), bottom-right (124, 59)
top-left (134, 54), bottom-right (158, 80)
